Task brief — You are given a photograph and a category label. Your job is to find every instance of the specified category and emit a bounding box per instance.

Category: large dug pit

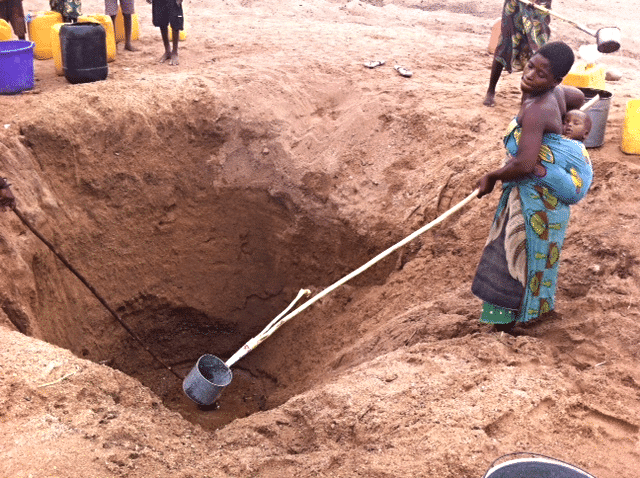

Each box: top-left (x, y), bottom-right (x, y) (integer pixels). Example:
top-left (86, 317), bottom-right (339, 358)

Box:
top-left (2, 87), bottom-right (436, 431)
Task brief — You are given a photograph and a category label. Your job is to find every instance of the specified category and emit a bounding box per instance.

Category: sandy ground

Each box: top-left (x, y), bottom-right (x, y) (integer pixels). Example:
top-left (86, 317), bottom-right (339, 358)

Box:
top-left (1, 0), bottom-right (639, 476)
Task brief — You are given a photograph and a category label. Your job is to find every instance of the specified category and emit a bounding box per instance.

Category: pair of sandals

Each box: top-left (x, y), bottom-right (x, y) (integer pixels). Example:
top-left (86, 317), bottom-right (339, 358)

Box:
top-left (363, 60), bottom-right (413, 78)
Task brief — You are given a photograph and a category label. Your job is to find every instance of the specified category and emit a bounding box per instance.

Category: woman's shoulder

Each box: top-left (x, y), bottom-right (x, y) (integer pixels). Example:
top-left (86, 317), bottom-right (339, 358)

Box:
top-left (519, 98), bottom-right (557, 121)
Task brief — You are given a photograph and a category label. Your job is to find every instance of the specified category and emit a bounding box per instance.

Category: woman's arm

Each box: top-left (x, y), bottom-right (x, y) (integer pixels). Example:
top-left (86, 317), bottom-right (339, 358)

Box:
top-left (0, 178), bottom-right (16, 211)
top-left (561, 84), bottom-right (586, 111)
top-left (476, 100), bottom-right (546, 197)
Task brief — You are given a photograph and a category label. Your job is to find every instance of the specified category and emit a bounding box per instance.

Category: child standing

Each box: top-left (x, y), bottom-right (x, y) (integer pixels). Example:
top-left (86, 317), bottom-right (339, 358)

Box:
top-left (148, 0), bottom-right (183, 65)
top-left (105, 0), bottom-right (138, 51)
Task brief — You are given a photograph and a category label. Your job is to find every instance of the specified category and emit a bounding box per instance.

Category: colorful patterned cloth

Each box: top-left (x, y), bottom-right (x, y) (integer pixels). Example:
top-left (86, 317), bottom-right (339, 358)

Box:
top-left (50, 0), bottom-right (81, 22)
top-left (495, 0), bottom-right (552, 73)
top-left (504, 118), bottom-right (593, 205)
top-left (472, 117), bottom-right (592, 324)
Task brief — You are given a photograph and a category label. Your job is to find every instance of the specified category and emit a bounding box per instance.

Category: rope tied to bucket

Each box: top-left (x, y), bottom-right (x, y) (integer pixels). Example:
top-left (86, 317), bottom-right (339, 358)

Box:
top-left (12, 206), bottom-right (184, 381)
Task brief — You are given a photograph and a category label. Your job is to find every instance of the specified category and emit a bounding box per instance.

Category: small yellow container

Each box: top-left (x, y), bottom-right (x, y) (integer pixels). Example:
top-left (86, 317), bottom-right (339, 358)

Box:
top-left (0, 19), bottom-right (12, 41)
top-left (169, 25), bottom-right (187, 41)
top-left (114, 8), bottom-right (139, 43)
top-left (621, 99), bottom-right (640, 155)
top-left (50, 22), bottom-right (64, 75)
top-left (27, 11), bottom-right (63, 59)
top-left (562, 62), bottom-right (606, 90)
top-left (78, 14), bottom-right (116, 62)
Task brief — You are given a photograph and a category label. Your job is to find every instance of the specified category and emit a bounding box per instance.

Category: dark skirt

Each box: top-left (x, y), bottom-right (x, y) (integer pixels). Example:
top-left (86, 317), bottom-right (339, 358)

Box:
top-left (152, 0), bottom-right (184, 31)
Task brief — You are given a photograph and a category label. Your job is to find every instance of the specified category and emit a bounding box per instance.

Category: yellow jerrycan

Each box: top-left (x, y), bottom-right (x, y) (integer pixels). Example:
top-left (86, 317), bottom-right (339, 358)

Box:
top-left (562, 63), bottom-right (606, 91)
top-left (78, 14), bottom-right (116, 62)
top-left (114, 7), bottom-right (139, 43)
top-left (169, 22), bottom-right (187, 41)
top-left (27, 11), bottom-right (63, 59)
top-left (0, 19), bottom-right (12, 41)
top-left (621, 100), bottom-right (640, 155)
top-left (50, 22), bottom-right (64, 75)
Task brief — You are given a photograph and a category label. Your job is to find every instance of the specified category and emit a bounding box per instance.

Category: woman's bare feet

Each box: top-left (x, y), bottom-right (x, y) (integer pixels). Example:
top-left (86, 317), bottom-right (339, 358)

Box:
top-left (483, 92), bottom-right (496, 107)
top-left (124, 43), bottom-right (139, 52)
top-left (159, 51), bottom-right (172, 63)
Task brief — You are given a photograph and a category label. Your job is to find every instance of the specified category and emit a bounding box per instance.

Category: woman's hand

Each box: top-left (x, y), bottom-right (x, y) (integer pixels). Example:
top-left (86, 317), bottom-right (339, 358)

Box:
top-left (0, 186), bottom-right (15, 211)
top-left (476, 174), bottom-right (497, 198)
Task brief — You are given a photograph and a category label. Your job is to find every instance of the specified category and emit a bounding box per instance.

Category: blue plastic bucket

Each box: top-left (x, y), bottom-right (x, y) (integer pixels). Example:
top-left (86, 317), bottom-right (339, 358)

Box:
top-left (182, 354), bottom-right (233, 406)
top-left (0, 40), bottom-right (35, 94)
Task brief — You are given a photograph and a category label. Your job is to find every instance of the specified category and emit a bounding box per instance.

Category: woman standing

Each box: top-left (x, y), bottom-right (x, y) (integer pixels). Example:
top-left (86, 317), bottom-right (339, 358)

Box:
top-left (483, 0), bottom-right (552, 107)
top-left (473, 42), bottom-right (590, 332)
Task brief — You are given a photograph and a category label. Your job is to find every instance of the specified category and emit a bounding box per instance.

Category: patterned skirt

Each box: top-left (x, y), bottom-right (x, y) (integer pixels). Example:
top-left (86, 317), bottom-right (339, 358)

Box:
top-left (472, 182), bottom-right (570, 323)
top-left (495, 0), bottom-right (552, 73)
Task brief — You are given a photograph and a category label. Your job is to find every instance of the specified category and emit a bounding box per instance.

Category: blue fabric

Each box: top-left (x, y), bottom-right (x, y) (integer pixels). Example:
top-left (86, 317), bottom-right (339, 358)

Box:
top-left (473, 118), bottom-right (591, 323)
top-left (503, 118), bottom-right (593, 205)
top-left (500, 119), bottom-right (578, 322)
top-left (500, 182), bottom-right (570, 322)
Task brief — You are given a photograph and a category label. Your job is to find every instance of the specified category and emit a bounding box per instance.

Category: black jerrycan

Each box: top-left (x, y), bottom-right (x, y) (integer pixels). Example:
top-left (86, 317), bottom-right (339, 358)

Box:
top-left (60, 22), bottom-right (108, 84)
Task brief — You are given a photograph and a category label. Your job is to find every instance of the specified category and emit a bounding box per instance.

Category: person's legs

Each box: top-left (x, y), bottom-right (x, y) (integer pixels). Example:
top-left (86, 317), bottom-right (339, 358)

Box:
top-left (159, 25), bottom-right (171, 63)
top-left (166, 2), bottom-right (183, 66)
top-left (7, 0), bottom-right (26, 40)
top-left (169, 30), bottom-right (179, 65)
top-left (119, 0), bottom-right (138, 51)
top-left (483, 57), bottom-right (504, 107)
top-left (123, 13), bottom-right (138, 51)
top-left (105, 0), bottom-right (119, 42)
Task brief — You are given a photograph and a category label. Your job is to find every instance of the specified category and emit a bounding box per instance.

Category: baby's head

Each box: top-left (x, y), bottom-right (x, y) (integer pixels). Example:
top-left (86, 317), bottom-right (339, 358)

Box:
top-left (563, 110), bottom-right (592, 141)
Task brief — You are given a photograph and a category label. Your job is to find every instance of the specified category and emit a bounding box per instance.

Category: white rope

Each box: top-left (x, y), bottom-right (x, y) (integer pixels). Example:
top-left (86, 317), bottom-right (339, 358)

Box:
top-left (225, 288), bottom-right (311, 367)
top-left (229, 189), bottom-right (480, 364)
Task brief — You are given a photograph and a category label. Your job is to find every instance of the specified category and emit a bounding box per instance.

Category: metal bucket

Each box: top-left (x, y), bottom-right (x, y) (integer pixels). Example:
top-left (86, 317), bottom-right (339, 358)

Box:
top-left (595, 26), bottom-right (621, 54)
top-left (182, 354), bottom-right (232, 406)
top-left (579, 87), bottom-right (612, 148)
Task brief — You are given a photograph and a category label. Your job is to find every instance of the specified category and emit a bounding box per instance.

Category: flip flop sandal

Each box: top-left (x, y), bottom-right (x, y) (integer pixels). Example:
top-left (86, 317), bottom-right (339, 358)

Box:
top-left (394, 65), bottom-right (413, 78)
top-left (363, 60), bottom-right (385, 69)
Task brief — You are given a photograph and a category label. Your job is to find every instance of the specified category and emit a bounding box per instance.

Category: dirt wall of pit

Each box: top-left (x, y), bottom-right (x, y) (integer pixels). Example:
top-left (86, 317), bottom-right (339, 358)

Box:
top-left (1, 85), bottom-right (405, 373)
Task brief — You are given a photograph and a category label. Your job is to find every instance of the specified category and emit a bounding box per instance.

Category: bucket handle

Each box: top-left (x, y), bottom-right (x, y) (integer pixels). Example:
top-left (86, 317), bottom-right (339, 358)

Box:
top-left (225, 288), bottom-right (311, 367)
top-left (580, 94), bottom-right (600, 112)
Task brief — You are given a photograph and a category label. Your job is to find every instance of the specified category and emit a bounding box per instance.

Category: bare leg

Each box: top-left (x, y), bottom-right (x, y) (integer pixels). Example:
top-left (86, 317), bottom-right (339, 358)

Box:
top-left (169, 30), bottom-right (179, 65)
top-left (9, 0), bottom-right (27, 40)
top-left (159, 26), bottom-right (172, 63)
top-left (483, 58), bottom-right (504, 107)
top-left (123, 14), bottom-right (139, 51)
top-left (110, 15), bottom-right (117, 44)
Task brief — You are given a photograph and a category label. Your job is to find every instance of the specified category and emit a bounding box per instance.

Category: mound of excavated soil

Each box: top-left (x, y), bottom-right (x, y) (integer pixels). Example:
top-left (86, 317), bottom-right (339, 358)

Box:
top-left (1, 0), bottom-right (639, 476)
